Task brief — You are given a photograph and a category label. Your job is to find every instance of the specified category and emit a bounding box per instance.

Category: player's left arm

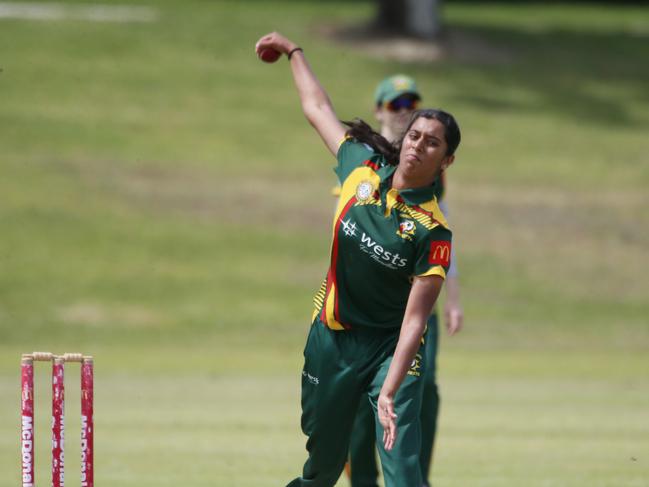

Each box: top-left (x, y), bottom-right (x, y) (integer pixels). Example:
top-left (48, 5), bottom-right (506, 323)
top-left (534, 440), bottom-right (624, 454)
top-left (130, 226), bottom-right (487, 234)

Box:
top-left (377, 274), bottom-right (444, 451)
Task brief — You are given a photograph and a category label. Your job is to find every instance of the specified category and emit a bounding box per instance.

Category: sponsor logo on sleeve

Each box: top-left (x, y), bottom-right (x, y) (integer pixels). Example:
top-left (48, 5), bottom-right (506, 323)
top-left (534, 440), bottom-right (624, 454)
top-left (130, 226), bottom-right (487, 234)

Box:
top-left (429, 241), bottom-right (451, 267)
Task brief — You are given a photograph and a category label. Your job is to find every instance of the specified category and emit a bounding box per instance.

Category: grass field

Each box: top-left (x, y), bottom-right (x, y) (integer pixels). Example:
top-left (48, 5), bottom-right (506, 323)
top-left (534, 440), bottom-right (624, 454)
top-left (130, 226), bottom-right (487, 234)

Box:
top-left (1, 1), bottom-right (648, 486)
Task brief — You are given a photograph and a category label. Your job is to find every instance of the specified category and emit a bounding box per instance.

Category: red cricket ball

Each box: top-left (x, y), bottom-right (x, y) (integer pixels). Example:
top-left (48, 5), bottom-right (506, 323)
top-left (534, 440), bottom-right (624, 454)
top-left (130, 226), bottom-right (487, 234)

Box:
top-left (259, 48), bottom-right (281, 63)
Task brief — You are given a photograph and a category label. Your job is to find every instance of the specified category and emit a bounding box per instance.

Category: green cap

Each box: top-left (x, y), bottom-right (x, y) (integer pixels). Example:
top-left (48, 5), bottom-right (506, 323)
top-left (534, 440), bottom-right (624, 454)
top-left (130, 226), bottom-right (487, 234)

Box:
top-left (374, 74), bottom-right (421, 106)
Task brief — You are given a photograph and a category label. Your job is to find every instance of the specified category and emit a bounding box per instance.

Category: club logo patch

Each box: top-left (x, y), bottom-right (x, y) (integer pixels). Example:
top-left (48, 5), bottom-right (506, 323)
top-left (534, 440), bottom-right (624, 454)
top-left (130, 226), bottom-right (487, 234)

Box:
top-left (396, 219), bottom-right (416, 241)
top-left (393, 76), bottom-right (412, 90)
top-left (429, 241), bottom-right (451, 267)
top-left (355, 180), bottom-right (374, 202)
top-left (407, 353), bottom-right (422, 377)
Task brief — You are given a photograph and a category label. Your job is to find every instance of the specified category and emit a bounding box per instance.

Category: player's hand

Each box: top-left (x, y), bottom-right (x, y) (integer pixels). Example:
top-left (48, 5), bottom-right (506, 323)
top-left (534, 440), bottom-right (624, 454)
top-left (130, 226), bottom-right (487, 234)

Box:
top-left (377, 392), bottom-right (397, 451)
top-left (254, 32), bottom-right (298, 57)
top-left (445, 303), bottom-right (463, 336)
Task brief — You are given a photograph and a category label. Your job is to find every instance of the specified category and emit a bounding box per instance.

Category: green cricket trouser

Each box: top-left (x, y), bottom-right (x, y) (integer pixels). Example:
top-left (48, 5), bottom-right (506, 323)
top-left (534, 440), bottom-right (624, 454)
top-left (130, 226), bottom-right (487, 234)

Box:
top-left (286, 317), bottom-right (426, 487)
top-left (348, 314), bottom-right (439, 487)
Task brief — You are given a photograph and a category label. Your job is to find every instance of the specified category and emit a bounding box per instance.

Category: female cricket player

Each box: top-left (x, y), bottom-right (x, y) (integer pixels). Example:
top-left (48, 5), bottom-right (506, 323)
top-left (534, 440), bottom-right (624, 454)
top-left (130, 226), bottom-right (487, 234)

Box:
top-left (255, 32), bottom-right (461, 487)
top-left (347, 75), bottom-right (464, 487)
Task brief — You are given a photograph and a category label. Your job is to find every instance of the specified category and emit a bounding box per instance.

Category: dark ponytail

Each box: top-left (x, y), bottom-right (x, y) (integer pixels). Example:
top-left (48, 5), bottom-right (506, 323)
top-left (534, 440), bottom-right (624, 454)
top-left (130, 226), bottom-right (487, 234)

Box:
top-left (342, 118), bottom-right (399, 166)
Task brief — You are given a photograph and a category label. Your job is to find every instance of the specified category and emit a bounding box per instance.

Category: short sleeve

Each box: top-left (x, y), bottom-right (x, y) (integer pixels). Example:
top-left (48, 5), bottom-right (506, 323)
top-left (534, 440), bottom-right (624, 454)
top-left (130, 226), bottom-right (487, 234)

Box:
top-left (334, 138), bottom-right (375, 184)
top-left (414, 226), bottom-right (453, 279)
top-left (438, 200), bottom-right (458, 277)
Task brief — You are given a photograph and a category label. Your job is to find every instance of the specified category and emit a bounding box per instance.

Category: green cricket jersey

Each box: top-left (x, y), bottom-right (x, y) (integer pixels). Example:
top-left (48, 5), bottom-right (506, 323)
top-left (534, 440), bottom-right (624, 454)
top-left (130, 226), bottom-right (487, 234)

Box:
top-left (313, 138), bottom-right (452, 330)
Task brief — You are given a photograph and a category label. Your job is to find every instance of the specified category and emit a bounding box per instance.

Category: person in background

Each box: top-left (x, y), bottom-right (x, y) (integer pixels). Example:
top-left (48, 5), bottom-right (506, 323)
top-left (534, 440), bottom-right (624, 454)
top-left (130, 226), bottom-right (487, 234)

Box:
top-left (346, 75), bottom-right (464, 487)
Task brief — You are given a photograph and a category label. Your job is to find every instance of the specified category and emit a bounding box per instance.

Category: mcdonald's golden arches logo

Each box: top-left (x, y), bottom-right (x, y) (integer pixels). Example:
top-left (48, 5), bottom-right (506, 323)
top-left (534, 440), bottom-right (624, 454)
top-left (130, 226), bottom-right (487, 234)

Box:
top-left (429, 241), bottom-right (451, 267)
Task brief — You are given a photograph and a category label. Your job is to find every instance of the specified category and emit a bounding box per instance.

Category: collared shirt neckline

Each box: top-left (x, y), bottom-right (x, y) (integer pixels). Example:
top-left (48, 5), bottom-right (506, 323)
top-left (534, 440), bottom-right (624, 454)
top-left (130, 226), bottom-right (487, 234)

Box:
top-left (378, 165), bottom-right (439, 206)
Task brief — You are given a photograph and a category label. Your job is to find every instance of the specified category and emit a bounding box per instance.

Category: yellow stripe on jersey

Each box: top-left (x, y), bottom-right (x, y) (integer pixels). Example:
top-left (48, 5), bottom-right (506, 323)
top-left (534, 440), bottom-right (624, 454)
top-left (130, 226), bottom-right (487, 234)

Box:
top-left (392, 199), bottom-right (449, 231)
top-left (337, 135), bottom-right (351, 150)
top-left (417, 265), bottom-right (447, 279)
top-left (333, 166), bottom-right (381, 230)
top-left (384, 188), bottom-right (399, 217)
top-left (416, 198), bottom-right (450, 228)
top-left (319, 166), bottom-right (381, 330)
top-left (311, 278), bottom-right (327, 323)
top-left (324, 282), bottom-right (345, 330)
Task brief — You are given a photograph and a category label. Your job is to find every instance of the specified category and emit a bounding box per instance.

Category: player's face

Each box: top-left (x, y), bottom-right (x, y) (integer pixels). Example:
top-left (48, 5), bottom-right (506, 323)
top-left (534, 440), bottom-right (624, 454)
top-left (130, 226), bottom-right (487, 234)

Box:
top-left (398, 116), bottom-right (454, 185)
top-left (376, 95), bottom-right (419, 140)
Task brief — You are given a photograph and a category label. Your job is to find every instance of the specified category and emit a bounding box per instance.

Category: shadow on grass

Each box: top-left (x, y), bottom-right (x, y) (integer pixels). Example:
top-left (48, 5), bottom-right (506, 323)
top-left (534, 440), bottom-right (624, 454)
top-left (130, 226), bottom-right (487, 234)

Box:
top-left (438, 23), bottom-right (649, 128)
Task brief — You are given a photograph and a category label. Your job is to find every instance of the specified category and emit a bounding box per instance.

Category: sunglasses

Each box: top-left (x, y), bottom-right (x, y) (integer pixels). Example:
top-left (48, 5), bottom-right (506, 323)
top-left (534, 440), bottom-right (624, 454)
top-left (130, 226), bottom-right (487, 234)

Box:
top-left (386, 96), bottom-right (419, 112)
